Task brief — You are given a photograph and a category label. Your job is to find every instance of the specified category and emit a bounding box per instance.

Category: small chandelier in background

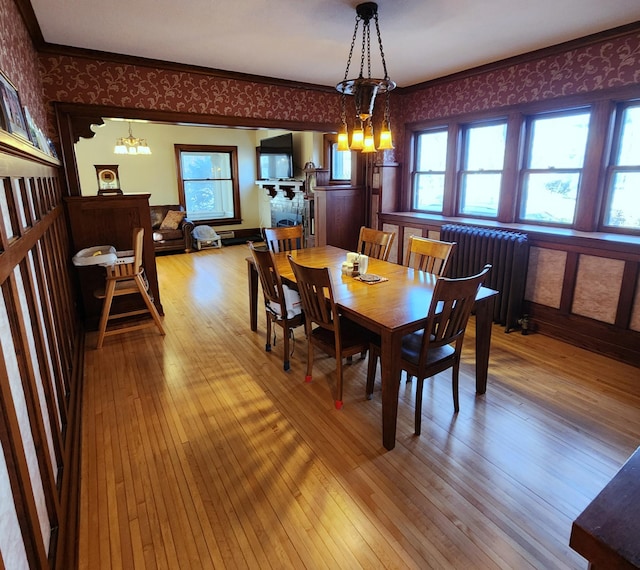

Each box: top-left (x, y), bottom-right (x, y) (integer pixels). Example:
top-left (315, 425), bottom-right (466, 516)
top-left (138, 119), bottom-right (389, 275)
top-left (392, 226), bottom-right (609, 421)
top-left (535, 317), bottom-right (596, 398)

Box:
top-left (114, 122), bottom-right (152, 155)
top-left (336, 2), bottom-right (396, 153)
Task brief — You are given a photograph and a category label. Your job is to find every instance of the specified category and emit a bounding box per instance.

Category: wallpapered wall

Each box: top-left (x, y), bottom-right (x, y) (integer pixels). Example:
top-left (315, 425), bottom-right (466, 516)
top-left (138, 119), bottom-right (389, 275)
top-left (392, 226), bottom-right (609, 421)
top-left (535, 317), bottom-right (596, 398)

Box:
top-left (0, 0), bottom-right (48, 132)
top-left (36, 28), bottom-right (640, 167)
top-left (39, 56), bottom-right (343, 124)
top-left (401, 31), bottom-right (640, 124)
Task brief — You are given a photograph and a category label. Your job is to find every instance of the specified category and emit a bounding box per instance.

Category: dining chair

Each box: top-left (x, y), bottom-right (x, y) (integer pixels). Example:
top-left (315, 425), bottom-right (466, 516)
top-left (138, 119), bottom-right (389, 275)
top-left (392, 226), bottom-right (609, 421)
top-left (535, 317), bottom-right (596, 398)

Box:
top-left (356, 226), bottom-right (396, 261)
top-left (366, 264), bottom-right (491, 434)
top-left (95, 227), bottom-right (165, 349)
top-left (249, 242), bottom-right (304, 371)
top-left (288, 255), bottom-right (374, 409)
top-left (405, 235), bottom-right (456, 277)
top-left (263, 225), bottom-right (304, 253)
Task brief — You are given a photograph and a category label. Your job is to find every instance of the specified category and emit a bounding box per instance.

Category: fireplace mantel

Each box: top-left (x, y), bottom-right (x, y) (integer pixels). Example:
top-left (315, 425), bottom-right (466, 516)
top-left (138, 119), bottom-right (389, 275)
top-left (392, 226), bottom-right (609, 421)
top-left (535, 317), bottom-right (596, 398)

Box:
top-left (256, 180), bottom-right (304, 200)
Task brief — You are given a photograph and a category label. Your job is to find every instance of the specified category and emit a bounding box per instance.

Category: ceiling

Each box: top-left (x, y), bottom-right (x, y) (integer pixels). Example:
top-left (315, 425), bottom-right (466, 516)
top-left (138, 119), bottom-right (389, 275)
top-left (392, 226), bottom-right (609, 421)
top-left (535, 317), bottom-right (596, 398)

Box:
top-left (31, 0), bottom-right (640, 89)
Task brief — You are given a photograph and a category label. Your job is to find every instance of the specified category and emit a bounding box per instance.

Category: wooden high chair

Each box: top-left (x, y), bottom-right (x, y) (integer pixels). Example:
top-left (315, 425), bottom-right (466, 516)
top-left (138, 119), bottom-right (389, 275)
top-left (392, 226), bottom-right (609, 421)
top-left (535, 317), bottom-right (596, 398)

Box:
top-left (95, 227), bottom-right (165, 348)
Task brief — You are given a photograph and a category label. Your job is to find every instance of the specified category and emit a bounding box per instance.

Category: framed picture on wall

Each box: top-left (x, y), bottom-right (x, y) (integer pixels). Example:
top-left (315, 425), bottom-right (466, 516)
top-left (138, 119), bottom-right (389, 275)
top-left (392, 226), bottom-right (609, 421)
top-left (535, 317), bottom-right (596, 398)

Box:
top-left (0, 71), bottom-right (30, 141)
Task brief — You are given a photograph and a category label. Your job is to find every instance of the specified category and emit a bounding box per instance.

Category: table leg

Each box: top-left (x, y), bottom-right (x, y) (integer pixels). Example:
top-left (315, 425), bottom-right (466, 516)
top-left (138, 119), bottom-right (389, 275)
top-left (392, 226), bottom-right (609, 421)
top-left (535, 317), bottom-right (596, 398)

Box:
top-left (380, 329), bottom-right (402, 451)
top-left (474, 296), bottom-right (495, 394)
top-left (247, 258), bottom-right (258, 331)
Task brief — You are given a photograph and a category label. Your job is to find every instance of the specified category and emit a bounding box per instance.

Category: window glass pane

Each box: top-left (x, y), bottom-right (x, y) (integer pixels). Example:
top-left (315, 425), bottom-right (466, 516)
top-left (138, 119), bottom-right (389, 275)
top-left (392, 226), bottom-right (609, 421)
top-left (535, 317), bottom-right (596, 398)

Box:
top-left (259, 154), bottom-right (291, 179)
top-left (529, 113), bottom-right (590, 168)
top-left (413, 173), bottom-right (444, 211)
top-left (460, 173), bottom-right (501, 217)
top-left (331, 144), bottom-right (351, 180)
top-left (605, 171), bottom-right (640, 229)
top-left (521, 172), bottom-right (579, 223)
top-left (184, 180), bottom-right (232, 220)
top-left (417, 130), bottom-right (447, 171)
top-left (465, 123), bottom-right (506, 170)
top-left (617, 106), bottom-right (640, 166)
top-left (181, 152), bottom-right (231, 179)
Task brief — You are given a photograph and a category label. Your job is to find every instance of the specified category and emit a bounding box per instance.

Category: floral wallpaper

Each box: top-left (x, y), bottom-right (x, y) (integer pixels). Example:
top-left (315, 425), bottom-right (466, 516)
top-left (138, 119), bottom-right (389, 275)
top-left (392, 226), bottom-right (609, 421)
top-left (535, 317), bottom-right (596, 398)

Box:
top-left (39, 56), bottom-right (343, 125)
top-left (401, 31), bottom-right (640, 124)
top-left (0, 0), bottom-right (48, 132)
top-left (18, 10), bottom-right (640, 163)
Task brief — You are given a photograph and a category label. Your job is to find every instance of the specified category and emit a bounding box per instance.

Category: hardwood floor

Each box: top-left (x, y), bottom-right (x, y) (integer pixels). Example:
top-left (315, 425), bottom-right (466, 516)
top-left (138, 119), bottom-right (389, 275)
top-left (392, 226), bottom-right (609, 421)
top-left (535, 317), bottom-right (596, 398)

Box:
top-left (78, 244), bottom-right (640, 569)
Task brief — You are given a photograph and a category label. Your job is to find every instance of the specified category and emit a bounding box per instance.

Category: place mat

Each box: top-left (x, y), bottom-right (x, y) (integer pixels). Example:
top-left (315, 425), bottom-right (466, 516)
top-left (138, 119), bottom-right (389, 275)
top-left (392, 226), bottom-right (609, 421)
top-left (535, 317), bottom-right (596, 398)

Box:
top-left (355, 274), bottom-right (388, 285)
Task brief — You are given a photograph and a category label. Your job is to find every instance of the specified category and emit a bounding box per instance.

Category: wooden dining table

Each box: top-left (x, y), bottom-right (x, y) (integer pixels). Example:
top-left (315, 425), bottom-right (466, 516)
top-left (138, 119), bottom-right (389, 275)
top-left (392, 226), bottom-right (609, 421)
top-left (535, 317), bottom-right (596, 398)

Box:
top-left (247, 245), bottom-right (498, 451)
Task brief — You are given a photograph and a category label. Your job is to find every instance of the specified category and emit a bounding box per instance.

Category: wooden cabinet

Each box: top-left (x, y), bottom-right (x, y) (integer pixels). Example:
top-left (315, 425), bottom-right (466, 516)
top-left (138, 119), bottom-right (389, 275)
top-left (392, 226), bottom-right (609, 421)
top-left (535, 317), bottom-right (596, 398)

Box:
top-left (65, 194), bottom-right (162, 329)
top-left (313, 185), bottom-right (365, 251)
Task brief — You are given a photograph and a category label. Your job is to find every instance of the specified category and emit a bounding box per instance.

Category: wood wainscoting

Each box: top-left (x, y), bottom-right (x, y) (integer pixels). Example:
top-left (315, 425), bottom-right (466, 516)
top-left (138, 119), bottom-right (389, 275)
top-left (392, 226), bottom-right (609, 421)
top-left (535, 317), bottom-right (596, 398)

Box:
top-left (379, 212), bottom-right (640, 368)
top-left (0, 135), bottom-right (83, 570)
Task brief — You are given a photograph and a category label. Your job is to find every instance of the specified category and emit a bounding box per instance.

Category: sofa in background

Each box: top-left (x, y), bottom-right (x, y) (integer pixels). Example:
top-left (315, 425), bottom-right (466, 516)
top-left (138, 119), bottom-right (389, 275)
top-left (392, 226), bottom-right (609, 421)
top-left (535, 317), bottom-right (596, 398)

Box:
top-left (149, 204), bottom-right (194, 254)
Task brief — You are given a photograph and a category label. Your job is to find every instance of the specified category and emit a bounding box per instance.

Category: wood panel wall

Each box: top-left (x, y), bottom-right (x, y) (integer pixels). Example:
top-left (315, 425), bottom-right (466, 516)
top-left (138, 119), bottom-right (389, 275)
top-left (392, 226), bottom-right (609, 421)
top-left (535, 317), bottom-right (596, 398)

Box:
top-left (378, 212), bottom-right (640, 368)
top-left (0, 134), bottom-right (82, 570)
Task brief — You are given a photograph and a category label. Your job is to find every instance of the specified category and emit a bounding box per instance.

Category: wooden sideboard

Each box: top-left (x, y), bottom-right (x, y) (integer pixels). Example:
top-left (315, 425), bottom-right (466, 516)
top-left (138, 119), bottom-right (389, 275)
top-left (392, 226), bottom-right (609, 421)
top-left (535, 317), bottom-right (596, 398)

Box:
top-left (65, 194), bottom-right (162, 329)
top-left (570, 446), bottom-right (640, 569)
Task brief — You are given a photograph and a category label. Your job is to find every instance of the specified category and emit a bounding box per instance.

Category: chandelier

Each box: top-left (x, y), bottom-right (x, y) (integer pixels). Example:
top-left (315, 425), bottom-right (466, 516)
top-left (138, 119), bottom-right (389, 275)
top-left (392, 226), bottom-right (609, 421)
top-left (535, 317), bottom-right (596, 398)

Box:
top-left (114, 122), bottom-right (152, 155)
top-left (336, 2), bottom-right (396, 153)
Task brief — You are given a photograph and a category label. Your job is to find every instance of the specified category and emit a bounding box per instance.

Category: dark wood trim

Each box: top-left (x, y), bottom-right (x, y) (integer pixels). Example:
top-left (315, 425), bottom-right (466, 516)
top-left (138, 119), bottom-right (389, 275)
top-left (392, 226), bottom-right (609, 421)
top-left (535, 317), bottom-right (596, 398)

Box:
top-left (403, 21), bottom-right (640, 93)
top-left (378, 212), bottom-right (640, 256)
top-left (13, 0), bottom-right (45, 48)
top-left (616, 261), bottom-right (639, 329)
top-left (526, 302), bottom-right (640, 367)
top-left (55, 332), bottom-right (84, 570)
top-left (54, 102), bottom-right (340, 197)
top-left (575, 100), bottom-right (613, 231)
top-left (559, 252), bottom-right (579, 315)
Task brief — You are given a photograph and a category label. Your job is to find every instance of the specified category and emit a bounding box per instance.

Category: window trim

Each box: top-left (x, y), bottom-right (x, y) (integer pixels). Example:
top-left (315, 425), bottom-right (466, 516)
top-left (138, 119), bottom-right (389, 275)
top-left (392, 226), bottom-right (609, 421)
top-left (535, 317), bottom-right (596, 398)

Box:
top-left (174, 144), bottom-right (241, 226)
top-left (406, 88), bottom-right (640, 237)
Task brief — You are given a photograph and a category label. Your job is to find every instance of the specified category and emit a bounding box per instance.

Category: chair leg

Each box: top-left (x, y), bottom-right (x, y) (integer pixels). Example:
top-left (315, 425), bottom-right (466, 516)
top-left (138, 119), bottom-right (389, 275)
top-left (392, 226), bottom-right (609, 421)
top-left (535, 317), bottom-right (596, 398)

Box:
top-left (415, 377), bottom-right (424, 436)
top-left (265, 314), bottom-right (272, 352)
top-left (365, 345), bottom-right (379, 400)
top-left (282, 322), bottom-right (290, 371)
top-left (96, 279), bottom-right (117, 349)
top-left (305, 340), bottom-right (313, 383)
top-left (335, 356), bottom-right (344, 409)
top-left (452, 362), bottom-right (460, 413)
top-left (134, 275), bottom-right (165, 335)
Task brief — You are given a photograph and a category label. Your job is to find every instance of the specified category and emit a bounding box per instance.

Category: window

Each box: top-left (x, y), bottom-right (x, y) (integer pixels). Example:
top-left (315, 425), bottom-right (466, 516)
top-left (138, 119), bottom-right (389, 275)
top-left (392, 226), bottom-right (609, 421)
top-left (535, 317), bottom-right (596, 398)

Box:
top-left (330, 141), bottom-right (351, 181)
top-left (519, 110), bottom-right (590, 224)
top-left (407, 95), bottom-right (638, 236)
top-left (175, 145), bottom-right (240, 224)
top-left (413, 129), bottom-right (448, 212)
top-left (603, 103), bottom-right (640, 230)
top-left (459, 121), bottom-right (507, 217)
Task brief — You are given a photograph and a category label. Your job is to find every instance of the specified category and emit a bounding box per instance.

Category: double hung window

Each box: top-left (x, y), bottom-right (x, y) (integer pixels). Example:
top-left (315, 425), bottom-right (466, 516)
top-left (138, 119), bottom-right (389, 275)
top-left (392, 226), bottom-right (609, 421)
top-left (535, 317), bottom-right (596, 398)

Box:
top-left (459, 122), bottom-right (507, 217)
top-left (412, 129), bottom-right (448, 212)
top-left (519, 110), bottom-right (590, 224)
top-left (175, 145), bottom-right (240, 223)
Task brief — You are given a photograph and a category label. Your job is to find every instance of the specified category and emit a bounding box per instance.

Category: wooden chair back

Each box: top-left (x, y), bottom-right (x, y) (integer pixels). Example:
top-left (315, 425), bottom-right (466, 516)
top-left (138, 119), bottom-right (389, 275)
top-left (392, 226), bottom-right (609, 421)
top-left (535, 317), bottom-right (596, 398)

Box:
top-left (366, 264), bottom-right (491, 425)
top-left (357, 226), bottom-right (395, 261)
top-left (288, 255), bottom-right (371, 409)
top-left (105, 227), bottom-right (144, 279)
top-left (249, 242), bottom-right (304, 371)
top-left (287, 257), bottom-right (336, 335)
top-left (264, 225), bottom-right (304, 253)
top-left (406, 235), bottom-right (455, 276)
top-left (420, 264), bottom-right (492, 363)
top-left (249, 242), bottom-right (286, 313)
